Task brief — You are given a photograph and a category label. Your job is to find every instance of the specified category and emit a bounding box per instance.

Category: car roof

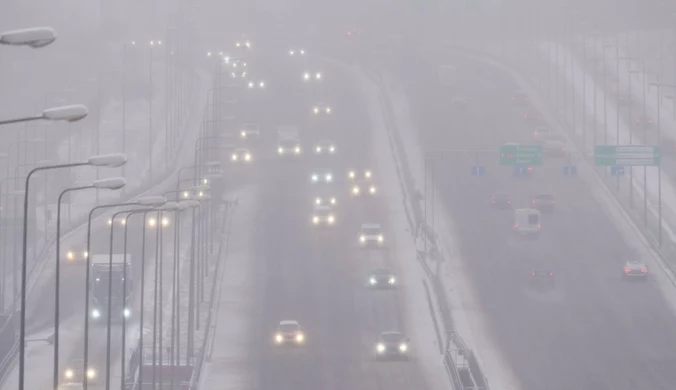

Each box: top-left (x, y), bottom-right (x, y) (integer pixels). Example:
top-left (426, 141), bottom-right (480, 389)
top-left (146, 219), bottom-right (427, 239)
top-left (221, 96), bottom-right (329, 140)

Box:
top-left (356, 178), bottom-right (373, 183)
top-left (317, 139), bottom-right (333, 144)
top-left (279, 320), bottom-right (299, 326)
top-left (380, 331), bottom-right (403, 337)
top-left (314, 205), bottom-right (332, 212)
top-left (625, 260), bottom-right (646, 267)
top-left (234, 148), bottom-right (250, 152)
top-left (361, 223), bottom-right (381, 229)
top-left (515, 208), bottom-right (540, 214)
top-left (372, 268), bottom-right (392, 274)
top-left (493, 192), bottom-right (509, 197)
top-left (313, 168), bottom-right (332, 173)
top-left (534, 194), bottom-right (554, 198)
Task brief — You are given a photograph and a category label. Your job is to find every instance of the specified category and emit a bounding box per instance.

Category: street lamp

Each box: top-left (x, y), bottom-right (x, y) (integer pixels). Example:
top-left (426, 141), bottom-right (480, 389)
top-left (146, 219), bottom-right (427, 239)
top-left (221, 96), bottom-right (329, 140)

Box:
top-left (0, 27), bottom-right (57, 48)
top-left (0, 104), bottom-right (88, 126)
top-left (18, 153), bottom-right (127, 390)
top-left (81, 195), bottom-right (166, 390)
top-left (52, 178), bottom-right (125, 390)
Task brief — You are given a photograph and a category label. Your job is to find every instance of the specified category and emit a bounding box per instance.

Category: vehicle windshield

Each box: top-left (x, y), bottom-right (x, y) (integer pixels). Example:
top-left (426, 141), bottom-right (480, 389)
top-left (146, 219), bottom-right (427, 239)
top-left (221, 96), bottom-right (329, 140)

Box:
top-left (381, 333), bottom-right (403, 342)
top-left (279, 324), bottom-right (299, 332)
top-left (372, 268), bottom-right (391, 275)
top-left (362, 227), bottom-right (381, 235)
top-left (242, 124), bottom-right (257, 130)
top-left (92, 269), bottom-right (125, 298)
top-left (315, 208), bottom-right (332, 215)
top-left (279, 139), bottom-right (298, 147)
top-left (535, 194), bottom-right (553, 200)
top-left (527, 214), bottom-right (539, 224)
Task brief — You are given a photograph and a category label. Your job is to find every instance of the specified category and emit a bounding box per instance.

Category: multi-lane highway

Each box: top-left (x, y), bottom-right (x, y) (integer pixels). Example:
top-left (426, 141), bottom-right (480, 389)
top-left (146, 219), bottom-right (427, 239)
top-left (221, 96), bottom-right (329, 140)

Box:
top-left (401, 48), bottom-right (676, 390)
top-left (241, 50), bottom-right (433, 390)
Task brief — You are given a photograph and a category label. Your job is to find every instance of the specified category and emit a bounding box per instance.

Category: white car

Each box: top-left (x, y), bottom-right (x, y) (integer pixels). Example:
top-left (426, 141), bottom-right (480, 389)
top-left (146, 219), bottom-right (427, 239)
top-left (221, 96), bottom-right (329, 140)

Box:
top-left (240, 123), bottom-right (260, 140)
top-left (359, 223), bottom-right (384, 247)
top-left (63, 359), bottom-right (97, 384)
top-left (314, 187), bottom-right (337, 206)
top-left (351, 179), bottom-right (377, 196)
top-left (623, 260), bottom-right (648, 280)
top-left (543, 139), bottom-right (567, 157)
top-left (314, 140), bottom-right (336, 155)
top-left (231, 69), bottom-right (247, 78)
top-left (289, 48), bottom-right (306, 56)
top-left (513, 209), bottom-right (541, 237)
top-left (247, 80), bottom-right (265, 89)
top-left (311, 169), bottom-right (333, 183)
top-left (348, 169), bottom-right (372, 181)
top-left (278, 139), bottom-right (301, 156)
top-left (303, 71), bottom-right (322, 81)
top-left (311, 205), bottom-right (336, 226)
top-left (312, 102), bottom-right (332, 115)
top-left (235, 40), bottom-right (251, 49)
top-left (231, 148), bottom-right (252, 162)
top-left (274, 320), bottom-right (305, 345)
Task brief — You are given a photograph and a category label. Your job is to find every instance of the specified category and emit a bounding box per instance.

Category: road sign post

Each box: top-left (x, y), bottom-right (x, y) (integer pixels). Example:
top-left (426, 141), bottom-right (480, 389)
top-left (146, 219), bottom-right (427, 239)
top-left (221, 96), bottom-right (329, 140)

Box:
top-left (594, 145), bottom-right (660, 166)
top-left (499, 144), bottom-right (543, 166)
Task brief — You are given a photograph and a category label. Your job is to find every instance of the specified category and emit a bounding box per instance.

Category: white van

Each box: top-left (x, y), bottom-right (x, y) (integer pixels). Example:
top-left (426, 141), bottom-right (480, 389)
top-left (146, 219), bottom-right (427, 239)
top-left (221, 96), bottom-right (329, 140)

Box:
top-left (513, 209), bottom-right (541, 236)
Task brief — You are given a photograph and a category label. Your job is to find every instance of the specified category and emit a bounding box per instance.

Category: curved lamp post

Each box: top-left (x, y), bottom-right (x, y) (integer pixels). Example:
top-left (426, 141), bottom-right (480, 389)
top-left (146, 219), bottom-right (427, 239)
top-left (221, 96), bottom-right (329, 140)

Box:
top-left (81, 195), bottom-right (166, 390)
top-left (0, 104), bottom-right (88, 127)
top-left (17, 153), bottom-right (127, 390)
top-left (0, 27), bottom-right (57, 48)
top-left (52, 177), bottom-right (126, 390)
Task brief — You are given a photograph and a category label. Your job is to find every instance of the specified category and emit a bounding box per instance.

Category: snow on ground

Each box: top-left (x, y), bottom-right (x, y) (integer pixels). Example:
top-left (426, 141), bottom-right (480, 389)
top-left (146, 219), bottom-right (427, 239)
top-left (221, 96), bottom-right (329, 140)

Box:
top-left (200, 186), bottom-right (256, 390)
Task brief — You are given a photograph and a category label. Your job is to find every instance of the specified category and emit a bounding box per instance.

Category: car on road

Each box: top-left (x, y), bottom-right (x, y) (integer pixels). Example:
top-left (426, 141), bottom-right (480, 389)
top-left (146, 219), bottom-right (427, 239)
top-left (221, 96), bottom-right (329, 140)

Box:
top-left (491, 193), bottom-right (511, 209)
top-left (274, 320), bottom-right (305, 346)
top-left (303, 71), bottom-right (322, 82)
top-left (231, 148), bottom-right (252, 163)
top-left (368, 268), bottom-right (397, 289)
top-left (375, 331), bottom-right (410, 361)
top-left (348, 169), bottom-right (372, 181)
top-left (311, 205), bottom-right (336, 226)
top-left (359, 223), bottom-right (384, 247)
top-left (623, 260), bottom-right (648, 280)
top-left (351, 178), bottom-right (377, 196)
top-left (543, 138), bottom-right (567, 157)
top-left (314, 186), bottom-right (337, 206)
top-left (311, 168), bottom-right (333, 183)
top-left (532, 127), bottom-right (553, 142)
top-left (277, 138), bottom-right (301, 157)
top-left (240, 122), bottom-right (260, 140)
top-left (451, 97), bottom-right (467, 110)
top-left (314, 140), bottom-right (336, 155)
top-left (62, 247), bottom-right (88, 265)
top-left (63, 359), bottom-right (97, 384)
top-left (531, 194), bottom-right (556, 213)
top-left (513, 209), bottom-right (541, 237)
top-left (635, 115), bottom-right (654, 128)
top-left (247, 80), bottom-right (265, 89)
top-left (289, 48), bottom-right (306, 56)
top-left (529, 268), bottom-right (555, 289)
top-left (512, 90), bottom-right (530, 105)
top-left (313, 102), bottom-right (332, 115)
top-left (523, 111), bottom-right (543, 123)
top-left (231, 69), bottom-right (247, 78)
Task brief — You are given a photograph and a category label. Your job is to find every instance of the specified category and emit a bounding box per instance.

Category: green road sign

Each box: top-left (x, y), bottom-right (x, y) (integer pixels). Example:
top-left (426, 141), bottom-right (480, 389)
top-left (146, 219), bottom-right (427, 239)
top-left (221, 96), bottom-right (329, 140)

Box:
top-left (500, 144), bottom-right (543, 166)
top-left (594, 145), bottom-right (661, 166)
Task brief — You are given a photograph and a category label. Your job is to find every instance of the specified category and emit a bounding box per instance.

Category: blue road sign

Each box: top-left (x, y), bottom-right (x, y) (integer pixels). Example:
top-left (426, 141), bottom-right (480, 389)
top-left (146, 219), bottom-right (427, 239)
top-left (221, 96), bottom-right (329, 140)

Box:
top-left (471, 165), bottom-right (485, 176)
top-left (610, 166), bottom-right (625, 176)
top-left (563, 165), bottom-right (577, 177)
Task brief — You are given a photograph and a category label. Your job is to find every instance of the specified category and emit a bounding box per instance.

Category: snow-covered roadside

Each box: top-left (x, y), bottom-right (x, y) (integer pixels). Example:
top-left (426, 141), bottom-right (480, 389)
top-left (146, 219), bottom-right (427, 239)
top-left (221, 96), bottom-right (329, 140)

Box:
top-left (199, 186), bottom-right (256, 390)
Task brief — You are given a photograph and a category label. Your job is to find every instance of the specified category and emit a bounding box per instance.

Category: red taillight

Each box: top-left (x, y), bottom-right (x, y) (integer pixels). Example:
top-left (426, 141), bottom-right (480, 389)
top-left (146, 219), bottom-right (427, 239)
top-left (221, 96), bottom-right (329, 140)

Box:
top-left (625, 268), bottom-right (631, 273)
top-left (538, 224), bottom-right (541, 228)
top-left (507, 201), bottom-right (511, 204)
top-left (549, 272), bottom-right (554, 276)
top-left (641, 269), bottom-right (647, 273)
top-left (532, 200), bottom-right (535, 204)
top-left (532, 272), bottom-right (535, 276)
top-left (523, 114), bottom-right (527, 118)
top-left (527, 167), bottom-right (533, 171)
top-left (514, 224), bottom-right (518, 228)
top-left (492, 200), bottom-right (495, 203)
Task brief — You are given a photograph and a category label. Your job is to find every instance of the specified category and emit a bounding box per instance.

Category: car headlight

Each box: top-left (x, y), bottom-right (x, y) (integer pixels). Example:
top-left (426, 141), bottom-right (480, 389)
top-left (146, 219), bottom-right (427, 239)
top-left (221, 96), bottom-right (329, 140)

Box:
top-left (278, 147), bottom-right (284, 154)
top-left (275, 334), bottom-right (283, 343)
top-left (359, 235), bottom-right (366, 243)
top-left (389, 277), bottom-right (396, 284)
top-left (370, 186), bottom-right (376, 194)
top-left (65, 369), bottom-right (74, 379)
top-left (231, 154), bottom-right (238, 161)
top-left (67, 251), bottom-right (74, 261)
top-left (316, 73), bottom-right (321, 79)
top-left (399, 343), bottom-right (408, 352)
top-left (329, 146), bottom-right (335, 153)
top-left (242, 71), bottom-right (247, 77)
top-left (248, 81), bottom-right (254, 88)
top-left (365, 170), bottom-right (372, 178)
top-left (231, 72), bottom-right (236, 78)
top-left (83, 251), bottom-right (88, 258)
top-left (376, 343), bottom-right (385, 353)
top-left (296, 333), bottom-right (304, 342)
top-left (244, 154), bottom-right (251, 161)
top-left (312, 216), bottom-right (319, 224)
top-left (377, 235), bottom-right (384, 242)
top-left (369, 277), bottom-right (377, 285)
top-left (312, 175), bottom-right (318, 182)
top-left (294, 146), bottom-right (301, 154)
top-left (123, 308), bottom-right (131, 318)
top-left (304, 73), bottom-right (310, 80)
top-left (315, 198), bottom-right (321, 205)
top-left (348, 171), bottom-right (355, 179)
top-left (327, 215), bottom-right (335, 223)
top-left (316, 147), bottom-right (321, 153)
top-left (87, 369), bottom-right (96, 379)
top-left (330, 198), bottom-right (336, 205)
top-left (313, 107), bottom-right (319, 114)
top-left (92, 309), bottom-right (101, 319)
top-left (259, 81), bottom-right (265, 88)
top-left (326, 107), bottom-right (331, 113)
top-left (326, 174), bottom-right (332, 181)
top-left (352, 187), bottom-right (360, 194)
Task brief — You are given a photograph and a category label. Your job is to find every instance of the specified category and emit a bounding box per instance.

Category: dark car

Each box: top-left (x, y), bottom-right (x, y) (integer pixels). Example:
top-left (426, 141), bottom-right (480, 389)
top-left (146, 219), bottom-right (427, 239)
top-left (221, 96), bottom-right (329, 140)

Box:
top-left (375, 331), bottom-right (410, 361)
top-left (529, 268), bottom-right (555, 289)
top-left (523, 111), bottom-right (543, 123)
top-left (623, 261), bottom-right (648, 280)
top-left (451, 98), bottom-right (467, 110)
top-left (368, 268), bottom-right (397, 289)
top-left (634, 115), bottom-right (654, 128)
top-left (491, 193), bottom-right (511, 209)
top-left (532, 194), bottom-right (556, 213)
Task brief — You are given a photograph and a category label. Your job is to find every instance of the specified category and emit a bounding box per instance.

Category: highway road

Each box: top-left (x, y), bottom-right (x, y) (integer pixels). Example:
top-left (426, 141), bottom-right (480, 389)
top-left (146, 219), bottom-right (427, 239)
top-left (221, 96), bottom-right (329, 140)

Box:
top-left (245, 51), bottom-right (432, 390)
top-left (400, 48), bottom-right (676, 390)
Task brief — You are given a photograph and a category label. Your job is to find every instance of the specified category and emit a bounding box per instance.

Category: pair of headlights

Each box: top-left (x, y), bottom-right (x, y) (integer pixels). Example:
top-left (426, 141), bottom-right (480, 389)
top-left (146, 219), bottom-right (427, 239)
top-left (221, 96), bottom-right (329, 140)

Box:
top-left (64, 368), bottom-right (96, 379)
top-left (232, 153), bottom-right (252, 161)
top-left (66, 250), bottom-right (88, 261)
top-left (315, 197), bottom-right (336, 205)
top-left (312, 174), bottom-right (332, 182)
top-left (376, 343), bottom-right (407, 353)
top-left (369, 277), bottom-right (396, 285)
top-left (91, 308), bottom-right (131, 319)
top-left (360, 235), bottom-right (384, 243)
top-left (313, 215), bottom-right (335, 224)
top-left (275, 333), bottom-right (304, 343)
top-left (352, 186), bottom-right (376, 195)
top-left (278, 146), bottom-right (301, 154)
